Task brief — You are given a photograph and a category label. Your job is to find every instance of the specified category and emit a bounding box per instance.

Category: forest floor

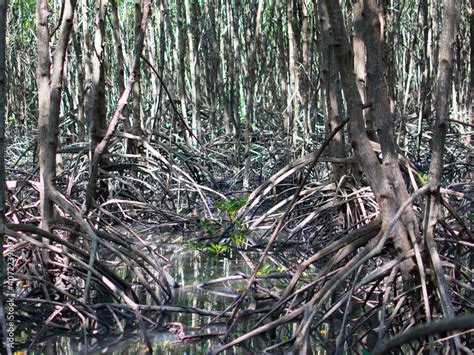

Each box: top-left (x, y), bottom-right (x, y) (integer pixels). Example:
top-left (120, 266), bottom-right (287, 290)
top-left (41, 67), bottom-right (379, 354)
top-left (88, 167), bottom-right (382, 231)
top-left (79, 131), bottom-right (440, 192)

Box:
top-left (4, 129), bottom-right (473, 354)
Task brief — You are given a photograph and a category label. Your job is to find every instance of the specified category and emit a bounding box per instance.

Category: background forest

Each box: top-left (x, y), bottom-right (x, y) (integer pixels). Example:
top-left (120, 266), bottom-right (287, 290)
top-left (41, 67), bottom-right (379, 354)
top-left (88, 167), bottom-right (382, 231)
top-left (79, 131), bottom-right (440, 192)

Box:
top-left (0, 0), bottom-right (472, 353)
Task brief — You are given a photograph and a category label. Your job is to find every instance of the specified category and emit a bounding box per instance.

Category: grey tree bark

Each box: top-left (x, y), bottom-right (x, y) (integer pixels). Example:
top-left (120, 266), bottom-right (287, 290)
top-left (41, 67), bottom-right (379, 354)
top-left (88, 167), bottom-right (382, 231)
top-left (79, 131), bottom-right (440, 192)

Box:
top-left (85, 0), bottom-right (109, 208)
top-left (318, 2), bottom-right (346, 183)
top-left (83, 0), bottom-right (152, 211)
top-left (242, 0), bottom-right (264, 190)
top-left (184, 0), bottom-right (199, 146)
top-left (36, 0), bottom-right (77, 248)
top-left (320, 3), bottom-right (419, 326)
top-left (287, 0), bottom-right (300, 147)
top-left (422, 1), bottom-right (464, 351)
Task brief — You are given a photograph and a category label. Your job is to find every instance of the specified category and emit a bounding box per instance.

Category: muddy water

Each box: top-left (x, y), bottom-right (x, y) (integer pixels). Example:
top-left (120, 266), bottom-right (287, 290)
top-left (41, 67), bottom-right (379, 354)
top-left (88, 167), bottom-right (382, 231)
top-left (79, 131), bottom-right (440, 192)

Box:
top-left (25, 234), bottom-right (281, 354)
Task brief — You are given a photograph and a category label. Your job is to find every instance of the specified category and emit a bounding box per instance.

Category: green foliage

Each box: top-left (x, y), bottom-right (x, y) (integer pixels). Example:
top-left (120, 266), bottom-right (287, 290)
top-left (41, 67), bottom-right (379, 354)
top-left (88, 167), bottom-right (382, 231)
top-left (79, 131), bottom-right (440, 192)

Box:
top-left (5, 115), bottom-right (13, 127)
top-left (255, 260), bottom-right (291, 288)
top-left (256, 264), bottom-right (272, 275)
top-left (257, 262), bottom-right (278, 275)
top-left (230, 230), bottom-right (247, 247)
top-left (275, 279), bottom-right (289, 288)
top-left (213, 197), bottom-right (247, 220)
top-left (190, 197), bottom-right (250, 257)
top-left (197, 219), bottom-right (218, 236)
top-left (419, 171), bottom-right (429, 183)
top-left (188, 239), bottom-right (230, 255)
top-left (208, 242), bottom-right (229, 255)
top-left (467, 210), bottom-right (474, 224)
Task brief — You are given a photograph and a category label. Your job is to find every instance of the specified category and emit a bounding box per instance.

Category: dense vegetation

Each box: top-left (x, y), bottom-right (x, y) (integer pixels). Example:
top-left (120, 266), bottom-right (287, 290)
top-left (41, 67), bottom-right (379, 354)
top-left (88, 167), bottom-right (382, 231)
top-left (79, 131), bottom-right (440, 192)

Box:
top-left (0, 0), bottom-right (472, 353)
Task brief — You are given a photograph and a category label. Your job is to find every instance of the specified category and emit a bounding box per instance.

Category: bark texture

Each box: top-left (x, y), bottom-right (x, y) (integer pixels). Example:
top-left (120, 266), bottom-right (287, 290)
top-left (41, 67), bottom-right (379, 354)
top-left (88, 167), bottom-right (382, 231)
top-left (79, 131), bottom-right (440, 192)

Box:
top-left (36, 0), bottom-right (77, 230)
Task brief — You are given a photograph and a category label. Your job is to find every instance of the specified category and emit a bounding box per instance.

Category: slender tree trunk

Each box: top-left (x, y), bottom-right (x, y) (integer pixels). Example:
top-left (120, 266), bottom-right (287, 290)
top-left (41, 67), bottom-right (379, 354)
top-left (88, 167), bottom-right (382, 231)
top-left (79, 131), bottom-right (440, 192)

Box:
top-left (125, 0), bottom-right (145, 154)
top-left (398, 17), bottom-right (416, 149)
top-left (176, 0), bottom-right (189, 144)
top-left (83, 0), bottom-right (151, 212)
top-left (287, 0), bottom-right (300, 148)
top-left (184, 0), bottom-right (199, 146)
top-left (111, 0), bottom-right (128, 121)
top-left (318, 3), bottom-right (349, 348)
top-left (152, 0), bottom-right (166, 134)
top-left (84, 0), bottom-right (108, 208)
top-left (319, 2), bottom-right (346, 183)
top-left (71, 14), bottom-right (86, 141)
top-left (322, 0), bottom-right (416, 290)
top-left (417, 0), bottom-right (432, 162)
top-left (36, 0), bottom-right (76, 259)
top-left (144, 10), bottom-right (159, 131)
top-left (276, 0), bottom-right (289, 135)
top-left (218, 0), bottom-right (232, 135)
top-left (208, 0), bottom-right (220, 142)
top-left (353, 0), bottom-right (376, 141)
top-left (242, 0), bottom-right (264, 190)
top-left (363, 0), bottom-right (381, 145)
top-left (363, 0), bottom-right (419, 230)
top-left (94, 0), bottom-right (108, 148)
top-left (230, 0), bottom-right (241, 140)
top-left (81, 0), bottom-right (92, 137)
top-left (363, 0), bottom-right (428, 331)
top-left (300, 1), bottom-right (310, 136)
top-left (347, 23), bottom-right (366, 184)
top-left (131, 0), bottom-right (144, 140)
top-left (422, 0), bottom-right (463, 350)
top-left (162, 0), bottom-right (177, 138)
top-left (36, 0), bottom-right (54, 236)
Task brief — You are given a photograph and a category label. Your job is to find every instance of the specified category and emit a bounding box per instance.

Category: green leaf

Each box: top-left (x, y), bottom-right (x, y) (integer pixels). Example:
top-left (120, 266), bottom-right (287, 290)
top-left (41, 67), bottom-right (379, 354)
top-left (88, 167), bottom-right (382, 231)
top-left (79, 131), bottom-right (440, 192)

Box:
top-left (209, 242), bottom-right (229, 255)
top-left (419, 171), bottom-right (428, 183)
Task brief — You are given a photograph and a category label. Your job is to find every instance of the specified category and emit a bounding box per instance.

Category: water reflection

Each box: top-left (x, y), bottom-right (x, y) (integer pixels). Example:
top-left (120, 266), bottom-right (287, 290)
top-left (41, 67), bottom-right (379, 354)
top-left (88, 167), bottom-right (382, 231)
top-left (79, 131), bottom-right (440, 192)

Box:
top-left (20, 236), bottom-right (275, 354)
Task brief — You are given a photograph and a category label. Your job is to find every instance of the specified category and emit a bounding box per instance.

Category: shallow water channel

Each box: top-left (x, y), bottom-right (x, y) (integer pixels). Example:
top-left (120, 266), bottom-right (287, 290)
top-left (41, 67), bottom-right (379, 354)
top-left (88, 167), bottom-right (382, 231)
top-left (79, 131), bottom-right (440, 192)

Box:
top-left (25, 232), bottom-right (287, 354)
